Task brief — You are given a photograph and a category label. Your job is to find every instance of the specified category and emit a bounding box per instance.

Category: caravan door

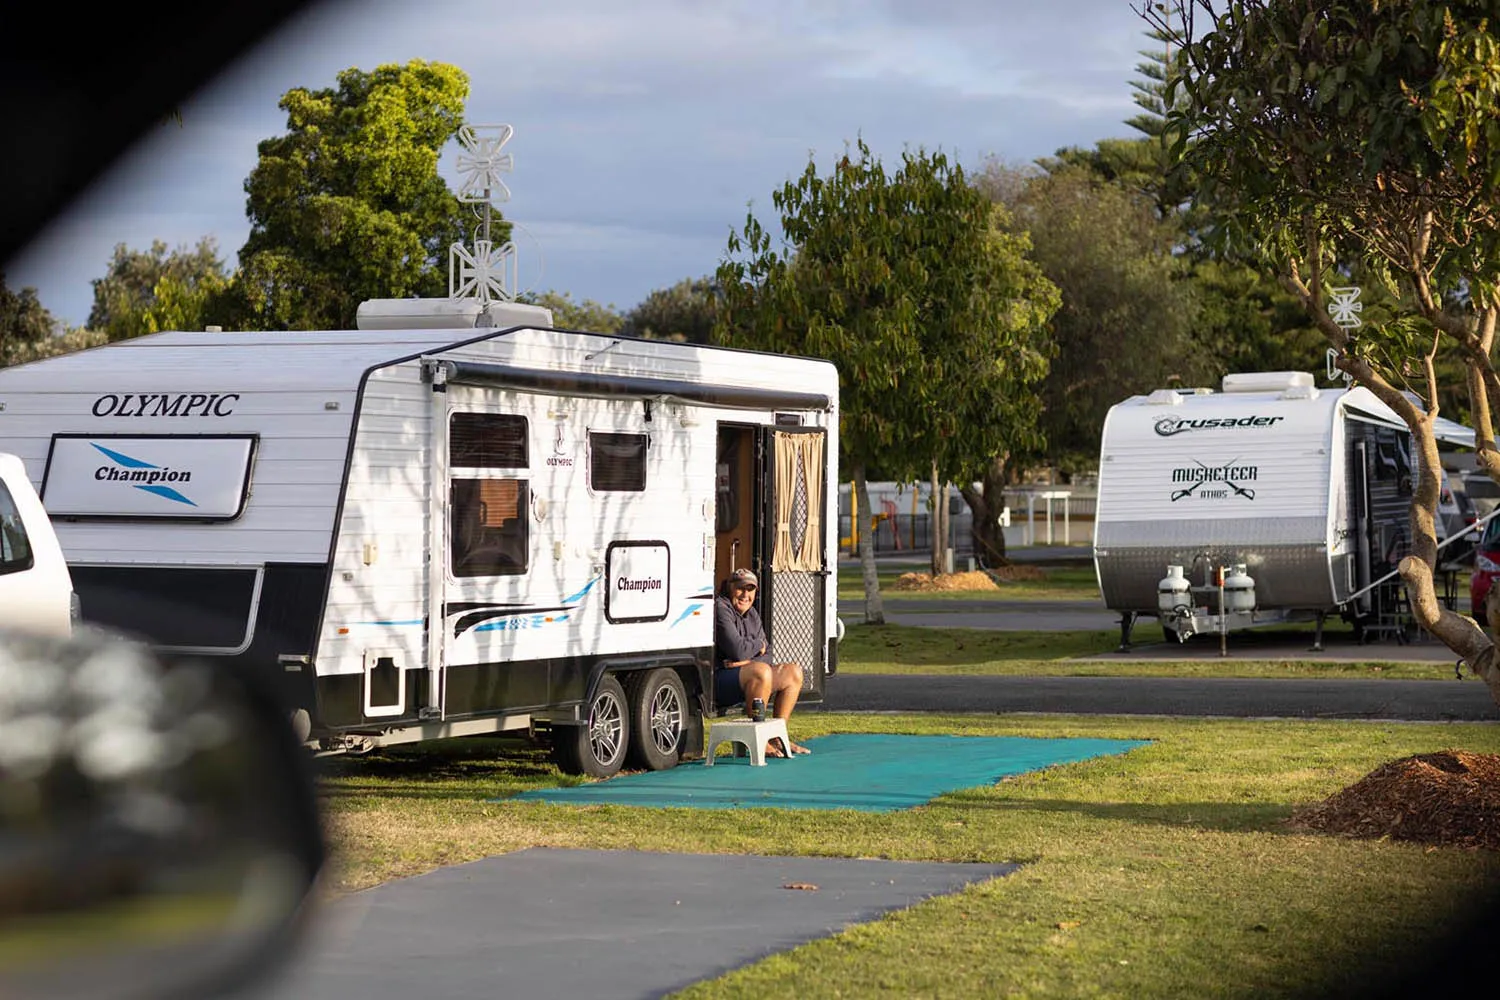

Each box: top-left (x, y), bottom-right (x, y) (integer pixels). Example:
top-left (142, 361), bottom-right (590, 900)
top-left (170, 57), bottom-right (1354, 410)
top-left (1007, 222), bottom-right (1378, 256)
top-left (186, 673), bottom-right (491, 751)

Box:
top-left (761, 426), bottom-right (830, 703)
top-left (715, 423), bottom-right (830, 704)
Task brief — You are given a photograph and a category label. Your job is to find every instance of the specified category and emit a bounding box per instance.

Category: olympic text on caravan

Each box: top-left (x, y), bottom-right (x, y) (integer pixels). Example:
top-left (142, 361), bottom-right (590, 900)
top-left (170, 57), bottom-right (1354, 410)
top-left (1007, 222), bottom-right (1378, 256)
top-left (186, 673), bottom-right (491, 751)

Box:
top-left (91, 393), bottom-right (240, 418)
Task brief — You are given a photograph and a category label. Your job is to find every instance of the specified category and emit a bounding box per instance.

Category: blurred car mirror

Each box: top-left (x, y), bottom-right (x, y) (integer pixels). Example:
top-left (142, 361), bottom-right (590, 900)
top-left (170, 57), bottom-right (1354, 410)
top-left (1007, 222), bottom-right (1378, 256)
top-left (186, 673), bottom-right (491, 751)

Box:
top-left (0, 625), bottom-right (323, 999)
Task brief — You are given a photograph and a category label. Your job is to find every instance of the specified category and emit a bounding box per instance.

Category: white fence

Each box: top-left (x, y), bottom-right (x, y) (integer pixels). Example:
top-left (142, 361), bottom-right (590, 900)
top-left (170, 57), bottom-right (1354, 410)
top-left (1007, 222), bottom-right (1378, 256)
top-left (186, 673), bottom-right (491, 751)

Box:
top-left (836, 481), bottom-right (1097, 556)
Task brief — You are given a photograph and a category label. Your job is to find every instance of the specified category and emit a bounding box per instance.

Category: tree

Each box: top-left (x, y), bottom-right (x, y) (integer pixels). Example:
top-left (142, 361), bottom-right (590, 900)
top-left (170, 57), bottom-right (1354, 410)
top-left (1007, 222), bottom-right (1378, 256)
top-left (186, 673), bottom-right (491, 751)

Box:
top-left (0, 274), bottom-right (58, 365)
top-left (981, 160), bottom-right (1211, 476)
top-left (235, 59), bottom-right (482, 330)
top-left (86, 238), bottom-right (230, 339)
top-left (716, 139), bottom-right (1059, 621)
top-left (519, 290), bottom-right (623, 333)
top-left (621, 277), bottom-right (718, 343)
top-left (1149, 0), bottom-right (1500, 705)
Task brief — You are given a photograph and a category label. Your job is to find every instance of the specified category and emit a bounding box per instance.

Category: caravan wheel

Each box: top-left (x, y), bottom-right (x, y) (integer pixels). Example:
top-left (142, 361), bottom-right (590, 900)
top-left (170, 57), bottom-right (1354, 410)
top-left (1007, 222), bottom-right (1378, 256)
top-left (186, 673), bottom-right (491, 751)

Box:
top-left (553, 674), bottom-right (629, 778)
top-left (625, 668), bottom-right (690, 771)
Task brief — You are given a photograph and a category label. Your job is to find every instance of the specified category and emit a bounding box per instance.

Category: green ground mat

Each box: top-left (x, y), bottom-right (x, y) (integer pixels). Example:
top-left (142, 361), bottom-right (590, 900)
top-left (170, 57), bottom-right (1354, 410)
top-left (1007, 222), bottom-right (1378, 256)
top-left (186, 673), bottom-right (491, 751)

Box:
top-left (510, 733), bottom-right (1149, 812)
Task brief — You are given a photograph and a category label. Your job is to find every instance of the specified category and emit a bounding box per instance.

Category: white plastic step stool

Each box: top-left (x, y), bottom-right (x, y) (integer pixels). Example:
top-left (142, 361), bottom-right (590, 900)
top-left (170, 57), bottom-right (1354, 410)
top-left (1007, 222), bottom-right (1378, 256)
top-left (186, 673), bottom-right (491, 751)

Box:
top-left (704, 718), bottom-right (791, 766)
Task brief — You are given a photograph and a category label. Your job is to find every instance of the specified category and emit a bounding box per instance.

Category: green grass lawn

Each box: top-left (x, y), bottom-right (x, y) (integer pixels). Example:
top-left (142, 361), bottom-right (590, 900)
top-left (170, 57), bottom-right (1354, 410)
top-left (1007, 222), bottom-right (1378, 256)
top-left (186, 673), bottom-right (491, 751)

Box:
top-left (835, 622), bottom-right (1458, 679)
top-left (310, 576), bottom-right (1495, 997)
top-left (316, 713), bottom-right (1500, 999)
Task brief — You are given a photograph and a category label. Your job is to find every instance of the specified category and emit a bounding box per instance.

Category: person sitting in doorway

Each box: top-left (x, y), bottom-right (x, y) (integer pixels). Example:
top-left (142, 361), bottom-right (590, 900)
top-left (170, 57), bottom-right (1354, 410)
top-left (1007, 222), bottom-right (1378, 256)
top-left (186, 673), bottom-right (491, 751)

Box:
top-left (712, 567), bottom-right (811, 756)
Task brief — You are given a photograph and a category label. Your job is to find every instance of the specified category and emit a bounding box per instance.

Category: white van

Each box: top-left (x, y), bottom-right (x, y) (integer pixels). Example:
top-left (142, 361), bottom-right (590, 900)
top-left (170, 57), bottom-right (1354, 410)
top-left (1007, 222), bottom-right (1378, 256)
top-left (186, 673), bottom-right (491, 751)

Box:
top-left (0, 452), bottom-right (76, 637)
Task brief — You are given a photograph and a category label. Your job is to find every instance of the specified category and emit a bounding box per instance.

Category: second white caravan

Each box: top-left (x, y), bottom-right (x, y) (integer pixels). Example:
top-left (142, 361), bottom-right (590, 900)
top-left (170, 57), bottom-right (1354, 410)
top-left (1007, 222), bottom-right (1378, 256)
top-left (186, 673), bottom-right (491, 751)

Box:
top-left (1094, 370), bottom-right (1467, 648)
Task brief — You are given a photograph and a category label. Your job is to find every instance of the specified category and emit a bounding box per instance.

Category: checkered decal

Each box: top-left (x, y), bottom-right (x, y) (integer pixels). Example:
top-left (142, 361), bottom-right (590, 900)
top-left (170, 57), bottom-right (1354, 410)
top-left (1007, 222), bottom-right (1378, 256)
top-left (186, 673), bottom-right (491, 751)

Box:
top-left (770, 570), bottom-right (821, 693)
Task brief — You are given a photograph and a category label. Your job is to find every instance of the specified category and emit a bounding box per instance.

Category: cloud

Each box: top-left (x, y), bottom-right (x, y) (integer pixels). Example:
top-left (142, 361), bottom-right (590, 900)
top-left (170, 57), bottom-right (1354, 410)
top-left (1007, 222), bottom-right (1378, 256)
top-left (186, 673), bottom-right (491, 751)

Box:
top-left (7, 0), bottom-right (1151, 329)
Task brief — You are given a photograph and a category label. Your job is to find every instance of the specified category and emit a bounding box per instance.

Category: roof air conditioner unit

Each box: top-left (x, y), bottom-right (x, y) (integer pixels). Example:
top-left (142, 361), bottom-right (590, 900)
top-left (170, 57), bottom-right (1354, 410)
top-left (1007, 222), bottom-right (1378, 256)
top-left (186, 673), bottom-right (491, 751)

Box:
top-left (1221, 371), bottom-right (1315, 394)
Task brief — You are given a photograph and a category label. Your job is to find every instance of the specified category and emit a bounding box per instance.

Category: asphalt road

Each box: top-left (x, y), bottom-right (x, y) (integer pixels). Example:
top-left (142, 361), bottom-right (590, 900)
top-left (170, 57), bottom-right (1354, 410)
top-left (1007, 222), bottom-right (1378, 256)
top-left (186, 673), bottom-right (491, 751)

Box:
top-left (833, 553), bottom-right (1499, 721)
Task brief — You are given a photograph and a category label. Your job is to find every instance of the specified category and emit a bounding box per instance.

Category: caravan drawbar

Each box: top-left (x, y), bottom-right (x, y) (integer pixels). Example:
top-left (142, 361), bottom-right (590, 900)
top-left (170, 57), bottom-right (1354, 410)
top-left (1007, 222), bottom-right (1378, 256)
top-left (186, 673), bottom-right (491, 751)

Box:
top-left (0, 303), bottom-right (841, 776)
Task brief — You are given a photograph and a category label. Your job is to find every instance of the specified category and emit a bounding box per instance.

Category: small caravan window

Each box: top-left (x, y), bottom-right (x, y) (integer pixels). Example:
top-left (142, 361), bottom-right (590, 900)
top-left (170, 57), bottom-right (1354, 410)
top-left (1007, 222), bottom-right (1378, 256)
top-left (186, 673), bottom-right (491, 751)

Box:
top-left (0, 482), bottom-right (35, 575)
top-left (451, 413), bottom-right (528, 468)
top-left (451, 478), bottom-right (529, 577)
top-left (590, 432), bottom-right (647, 492)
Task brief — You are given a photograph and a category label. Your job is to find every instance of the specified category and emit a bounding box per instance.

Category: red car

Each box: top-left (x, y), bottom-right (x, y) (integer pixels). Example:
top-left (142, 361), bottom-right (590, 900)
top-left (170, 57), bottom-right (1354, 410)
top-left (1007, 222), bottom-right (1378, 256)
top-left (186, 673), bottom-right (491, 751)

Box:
top-left (1469, 515), bottom-right (1500, 614)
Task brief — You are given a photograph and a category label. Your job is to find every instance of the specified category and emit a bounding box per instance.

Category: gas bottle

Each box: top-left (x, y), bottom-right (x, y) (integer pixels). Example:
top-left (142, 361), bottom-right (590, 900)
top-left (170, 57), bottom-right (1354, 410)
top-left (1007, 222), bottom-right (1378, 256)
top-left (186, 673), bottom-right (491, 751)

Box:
top-left (1224, 564), bottom-right (1257, 612)
top-left (1157, 565), bottom-right (1191, 613)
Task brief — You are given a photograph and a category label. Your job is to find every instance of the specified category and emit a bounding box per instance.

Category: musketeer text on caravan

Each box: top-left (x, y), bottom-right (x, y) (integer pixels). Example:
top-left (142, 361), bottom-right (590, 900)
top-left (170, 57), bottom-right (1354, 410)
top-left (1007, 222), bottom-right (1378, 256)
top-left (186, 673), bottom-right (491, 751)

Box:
top-left (1171, 464), bottom-right (1258, 483)
top-left (91, 393), bottom-right (241, 418)
top-left (1154, 414), bottom-right (1283, 436)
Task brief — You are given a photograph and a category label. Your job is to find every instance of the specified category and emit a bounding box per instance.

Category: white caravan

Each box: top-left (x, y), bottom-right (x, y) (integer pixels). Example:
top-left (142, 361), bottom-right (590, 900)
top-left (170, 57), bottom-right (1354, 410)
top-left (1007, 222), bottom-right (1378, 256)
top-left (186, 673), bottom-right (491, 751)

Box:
top-left (1093, 371), bottom-right (1466, 648)
top-left (0, 303), bottom-right (840, 776)
top-left (0, 451), bottom-right (77, 637)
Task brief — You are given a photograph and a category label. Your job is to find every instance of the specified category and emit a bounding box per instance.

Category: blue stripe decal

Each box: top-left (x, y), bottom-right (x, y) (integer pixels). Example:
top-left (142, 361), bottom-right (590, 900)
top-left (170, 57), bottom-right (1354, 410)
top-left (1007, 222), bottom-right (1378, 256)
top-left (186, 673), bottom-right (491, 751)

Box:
top-left (670, 601), bottom-right (703, 627)
top-left (564, 576), bottom-right (600, 604)
top-left (138, 484), bottom-right (197, 506)
top-left (90, 442), bottom-right (155, 468)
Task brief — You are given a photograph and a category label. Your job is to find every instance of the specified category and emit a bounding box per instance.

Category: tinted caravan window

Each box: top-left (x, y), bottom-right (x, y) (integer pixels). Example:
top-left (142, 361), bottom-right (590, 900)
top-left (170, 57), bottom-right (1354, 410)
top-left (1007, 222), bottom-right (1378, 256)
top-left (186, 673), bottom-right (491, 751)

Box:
top-left (590, 432), bottom-right (647, 492)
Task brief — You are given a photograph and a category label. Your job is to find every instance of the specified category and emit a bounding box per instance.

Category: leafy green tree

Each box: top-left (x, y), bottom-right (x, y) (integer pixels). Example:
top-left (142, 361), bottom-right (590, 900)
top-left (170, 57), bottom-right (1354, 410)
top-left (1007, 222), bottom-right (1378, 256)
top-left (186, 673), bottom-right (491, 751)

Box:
top-left (1152, 0), bottom-right (1500, 700)
top-left (621, 277), bottom-right (718, 343)
top-left (0, 274), bottom-right (58, 365)
top-left (143, 270), bottom-right (234, 334)
top-left (1044, 31), bottom-right (1333, 394)
top-left (981, 160), bottom-right (1210, 476)
top-left (518, 290), bottom-right (623, 333)
top-left (1044, 30), bottom-right (1191, 219)
top-left (236, 59), bottom-right (484, 330)
top-left (1191, 259), bottom-right (1325, 376)
top-left (716, 139), bottom-right (1059, 619)
top-left (86, 238), bottom-right (228, 339)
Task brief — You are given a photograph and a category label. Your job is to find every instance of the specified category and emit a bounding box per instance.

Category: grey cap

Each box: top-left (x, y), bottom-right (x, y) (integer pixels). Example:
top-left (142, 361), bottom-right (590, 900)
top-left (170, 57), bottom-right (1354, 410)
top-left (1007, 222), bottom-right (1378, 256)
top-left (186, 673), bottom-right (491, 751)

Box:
top-left (729, 567), bottom-right (758, 587)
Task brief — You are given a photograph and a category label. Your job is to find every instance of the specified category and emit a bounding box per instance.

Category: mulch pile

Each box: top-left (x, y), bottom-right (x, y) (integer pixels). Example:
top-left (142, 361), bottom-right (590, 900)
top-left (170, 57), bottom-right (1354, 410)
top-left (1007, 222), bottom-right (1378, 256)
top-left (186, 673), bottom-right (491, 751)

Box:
top-left (890, 566), bottom-right (1046, 591)
top-left (1288, 750), bottom-right (1500, 851)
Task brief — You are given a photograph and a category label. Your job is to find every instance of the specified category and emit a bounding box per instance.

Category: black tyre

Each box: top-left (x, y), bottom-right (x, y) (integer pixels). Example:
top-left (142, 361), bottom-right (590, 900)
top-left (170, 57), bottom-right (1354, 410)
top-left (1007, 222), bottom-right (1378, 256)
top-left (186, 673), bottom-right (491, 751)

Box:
top-left (625, 668), bottom-right (690, 771)
top-left (553, 674), bottom-right (629, 778)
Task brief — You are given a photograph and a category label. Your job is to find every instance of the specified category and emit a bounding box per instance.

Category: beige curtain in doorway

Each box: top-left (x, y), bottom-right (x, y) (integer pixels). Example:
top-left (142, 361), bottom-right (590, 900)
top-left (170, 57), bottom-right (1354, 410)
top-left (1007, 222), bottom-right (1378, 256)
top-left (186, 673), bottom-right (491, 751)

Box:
top-left (771, 430), bottom-right (825, 572)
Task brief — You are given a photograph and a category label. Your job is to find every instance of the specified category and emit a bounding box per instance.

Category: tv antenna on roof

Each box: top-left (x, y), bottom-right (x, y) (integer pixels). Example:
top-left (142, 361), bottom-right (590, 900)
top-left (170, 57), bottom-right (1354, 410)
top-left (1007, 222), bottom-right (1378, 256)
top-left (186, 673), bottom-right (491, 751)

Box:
top-left (449, 124), bottom-right (517, 304)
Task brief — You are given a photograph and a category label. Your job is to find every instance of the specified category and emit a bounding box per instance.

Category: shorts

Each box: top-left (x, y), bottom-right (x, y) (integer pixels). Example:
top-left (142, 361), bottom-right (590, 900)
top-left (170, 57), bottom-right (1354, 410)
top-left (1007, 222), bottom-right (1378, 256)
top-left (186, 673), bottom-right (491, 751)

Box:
top-left (714, 661), bottom-right (766, 709)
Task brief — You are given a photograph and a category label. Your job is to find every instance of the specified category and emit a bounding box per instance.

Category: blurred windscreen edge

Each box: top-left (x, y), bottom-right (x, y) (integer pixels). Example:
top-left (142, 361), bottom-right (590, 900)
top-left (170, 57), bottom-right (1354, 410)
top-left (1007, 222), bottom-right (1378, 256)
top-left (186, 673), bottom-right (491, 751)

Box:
top-left (0, 1), bottom-right (316, 271)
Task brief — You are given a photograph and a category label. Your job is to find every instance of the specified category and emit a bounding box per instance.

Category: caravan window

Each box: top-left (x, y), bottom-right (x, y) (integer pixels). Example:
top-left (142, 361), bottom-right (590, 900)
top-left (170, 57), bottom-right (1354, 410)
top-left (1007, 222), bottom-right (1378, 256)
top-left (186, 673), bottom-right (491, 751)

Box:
top-left (589, 432), bottom-right (647, 492)
top-left (451, 413), bottom-right (528, 468)
top-left (451, 478), bottom-right (530, 577)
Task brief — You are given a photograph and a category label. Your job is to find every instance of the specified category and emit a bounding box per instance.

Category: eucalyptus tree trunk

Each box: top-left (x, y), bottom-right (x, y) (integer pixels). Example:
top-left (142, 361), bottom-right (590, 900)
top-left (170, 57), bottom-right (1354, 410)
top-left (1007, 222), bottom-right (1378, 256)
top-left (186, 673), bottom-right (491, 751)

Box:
top-left (853, 465), bottom-right (885, 625)
top-left (930, 462), bottom-right (945, 576)
top-left (960, 455), bottom-right (1011, 569)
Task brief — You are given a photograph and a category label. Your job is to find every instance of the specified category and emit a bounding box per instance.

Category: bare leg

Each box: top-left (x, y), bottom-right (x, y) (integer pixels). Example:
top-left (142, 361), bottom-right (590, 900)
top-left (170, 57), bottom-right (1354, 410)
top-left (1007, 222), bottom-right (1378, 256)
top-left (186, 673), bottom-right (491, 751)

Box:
top-left (739, 661), bottom-right (774, 718)
top-left (770, 661), bottom-right (810, 753)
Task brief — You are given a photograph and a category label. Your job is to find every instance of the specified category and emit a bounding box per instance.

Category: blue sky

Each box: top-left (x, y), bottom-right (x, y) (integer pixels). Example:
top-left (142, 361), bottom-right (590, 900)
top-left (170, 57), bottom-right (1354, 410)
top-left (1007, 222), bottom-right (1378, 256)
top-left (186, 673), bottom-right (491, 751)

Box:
top-left (6, 0), bottom-right (1155, 329)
